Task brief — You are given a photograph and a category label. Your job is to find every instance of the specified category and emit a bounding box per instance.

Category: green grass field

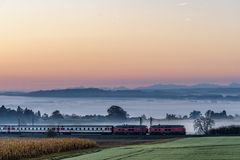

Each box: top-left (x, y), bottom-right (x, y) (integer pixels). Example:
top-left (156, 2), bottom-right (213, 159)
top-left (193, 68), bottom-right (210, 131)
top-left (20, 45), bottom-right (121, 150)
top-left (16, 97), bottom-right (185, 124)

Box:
top-left (65, 137), bottom-right (240, 160)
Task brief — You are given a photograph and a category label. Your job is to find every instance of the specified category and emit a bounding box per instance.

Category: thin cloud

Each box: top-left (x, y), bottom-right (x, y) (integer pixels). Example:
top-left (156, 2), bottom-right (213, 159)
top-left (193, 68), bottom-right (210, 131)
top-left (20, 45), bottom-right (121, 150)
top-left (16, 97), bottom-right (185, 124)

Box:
top-left (185, 17), bottom-right (192, 22)
top-left (0, 0), bottom-right (6, 9)
top-left (177, 2), bottom-right (189, 7)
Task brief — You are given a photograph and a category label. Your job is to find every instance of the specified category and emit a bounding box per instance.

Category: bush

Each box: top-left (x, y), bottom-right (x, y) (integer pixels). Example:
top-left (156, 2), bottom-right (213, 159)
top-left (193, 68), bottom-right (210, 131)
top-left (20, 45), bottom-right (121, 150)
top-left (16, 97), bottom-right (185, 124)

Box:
top-left (208, 125), bottom-right (240, 135)
top-left (47, 129), bottom-right (58, 138)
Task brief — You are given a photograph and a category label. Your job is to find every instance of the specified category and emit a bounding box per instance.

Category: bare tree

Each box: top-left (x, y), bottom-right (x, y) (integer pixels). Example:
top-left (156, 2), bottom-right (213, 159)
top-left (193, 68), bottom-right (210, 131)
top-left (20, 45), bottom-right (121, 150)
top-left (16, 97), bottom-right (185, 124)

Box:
top-left (194, 116), bottom-right (215, 135)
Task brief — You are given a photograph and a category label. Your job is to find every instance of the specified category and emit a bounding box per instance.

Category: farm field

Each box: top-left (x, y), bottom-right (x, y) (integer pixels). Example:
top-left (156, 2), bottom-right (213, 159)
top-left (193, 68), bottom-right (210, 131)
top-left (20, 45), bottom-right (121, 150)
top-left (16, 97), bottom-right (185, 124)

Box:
top-left (0, 138), bottom-right (97, 160)
top-left (65, 137), bottom-right (240, 160)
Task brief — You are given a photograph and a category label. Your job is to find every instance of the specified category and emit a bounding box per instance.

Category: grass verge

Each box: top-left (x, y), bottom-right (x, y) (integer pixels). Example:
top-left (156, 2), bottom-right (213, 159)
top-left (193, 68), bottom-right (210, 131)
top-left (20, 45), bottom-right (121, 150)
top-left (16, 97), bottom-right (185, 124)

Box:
top-left (64, 137), bottom-right (240, 160)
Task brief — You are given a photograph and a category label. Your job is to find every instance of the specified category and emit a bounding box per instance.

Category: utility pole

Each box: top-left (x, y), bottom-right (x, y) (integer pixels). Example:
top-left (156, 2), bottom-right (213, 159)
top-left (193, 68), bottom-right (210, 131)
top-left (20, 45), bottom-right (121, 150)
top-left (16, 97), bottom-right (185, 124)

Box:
top-left (18, 119), bottom-right (21, 134)
top-left (140, 117), bottom-right (143, 136)
top-left (150, 117), bottom-right (153, 127)
top-left (140, 117), bottom-right (143, 126)
top-left (149, 117), bottom-right (153, 135)
top-left (32, 117), bottom-right (34, 126)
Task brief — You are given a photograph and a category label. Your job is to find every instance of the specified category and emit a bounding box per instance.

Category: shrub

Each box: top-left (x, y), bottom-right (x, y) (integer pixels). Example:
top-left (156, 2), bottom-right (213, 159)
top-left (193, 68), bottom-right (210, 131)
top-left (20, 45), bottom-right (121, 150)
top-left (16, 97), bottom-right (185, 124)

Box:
top-left (46, 129), bottom-right (58, 138)
top-left (208, 125), bottom-right (240, 135)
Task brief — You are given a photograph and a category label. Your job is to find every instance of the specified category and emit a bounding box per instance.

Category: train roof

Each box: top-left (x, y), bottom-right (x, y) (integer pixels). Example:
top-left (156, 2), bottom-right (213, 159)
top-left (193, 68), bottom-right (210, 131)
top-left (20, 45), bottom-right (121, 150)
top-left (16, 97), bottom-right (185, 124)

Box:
top-left (115, 125), bottom-right (147, 128)
top-left (151, 125), bottom-right (185, 128)
top-left (0, 125), bottom-right (113, 127)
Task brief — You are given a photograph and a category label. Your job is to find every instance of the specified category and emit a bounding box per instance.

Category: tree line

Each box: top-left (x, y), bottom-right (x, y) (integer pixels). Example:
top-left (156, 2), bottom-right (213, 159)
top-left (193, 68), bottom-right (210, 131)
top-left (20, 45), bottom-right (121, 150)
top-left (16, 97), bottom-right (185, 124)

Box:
top-left (165, 110), bottom-right (235, 120)
top-left (0, 105), bottom-right (129, 124)
top-left (0, 104), bottom-right (239, 125)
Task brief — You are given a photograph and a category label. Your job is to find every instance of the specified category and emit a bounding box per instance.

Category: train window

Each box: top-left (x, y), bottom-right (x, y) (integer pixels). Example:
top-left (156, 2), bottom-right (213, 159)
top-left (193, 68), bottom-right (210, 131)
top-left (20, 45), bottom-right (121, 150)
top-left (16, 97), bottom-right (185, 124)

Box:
top-left (96, 128), bottom-right (98, 130)
top-left (36, 128), bottom-right (38, 130)
top-left (71, 128), bottom-right (73, 130)
top-left (105, 128), bottom-right (107, 130)
top-left (79, 128), bottom-right (81, 130)
top-left (100, 128), bottom-right (102, 130)
top-left (88, 128), bottom-right (90, 130)
top-left (75, 128), bottom-right (78, 130)
top-left (32, 128), bottom-right (34, 130)
top-left (92, 128), bottom-right (94, 130)
top-left (83, 128), bottom-right (85, 130)
top-left (40, 128), bottom-right (42, 130)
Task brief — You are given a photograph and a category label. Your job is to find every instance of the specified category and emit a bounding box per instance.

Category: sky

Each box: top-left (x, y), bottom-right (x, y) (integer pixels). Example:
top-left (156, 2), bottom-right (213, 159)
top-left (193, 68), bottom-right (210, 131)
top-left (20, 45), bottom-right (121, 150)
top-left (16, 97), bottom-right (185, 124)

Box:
top-left (0, 0), bottom-right (240, 91)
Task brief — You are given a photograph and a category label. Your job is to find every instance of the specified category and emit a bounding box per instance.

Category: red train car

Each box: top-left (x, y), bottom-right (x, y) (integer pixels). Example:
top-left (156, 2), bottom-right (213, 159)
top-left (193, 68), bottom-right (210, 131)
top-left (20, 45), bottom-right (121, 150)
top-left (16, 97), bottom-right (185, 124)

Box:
top-left (113, 125), bottom-right (148, 135)
top-left (150, 125), bottom-right (186, 135)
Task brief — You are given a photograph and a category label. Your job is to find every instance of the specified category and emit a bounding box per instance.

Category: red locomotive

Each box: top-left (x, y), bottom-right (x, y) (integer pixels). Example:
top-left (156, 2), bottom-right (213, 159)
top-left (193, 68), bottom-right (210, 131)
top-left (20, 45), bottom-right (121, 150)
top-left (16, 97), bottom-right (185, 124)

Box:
top-left (113, 125), bottom-right (148, 135)
top-left (150, 125), bottom-right (186, 135)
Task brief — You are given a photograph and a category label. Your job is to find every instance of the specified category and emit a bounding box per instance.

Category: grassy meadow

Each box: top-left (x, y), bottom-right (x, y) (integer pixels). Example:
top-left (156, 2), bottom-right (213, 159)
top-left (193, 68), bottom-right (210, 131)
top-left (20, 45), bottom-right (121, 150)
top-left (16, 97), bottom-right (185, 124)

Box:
top-left (66, 137), bottom-right (240, 160)
top-left (0, 138), bottom-right (97, 160)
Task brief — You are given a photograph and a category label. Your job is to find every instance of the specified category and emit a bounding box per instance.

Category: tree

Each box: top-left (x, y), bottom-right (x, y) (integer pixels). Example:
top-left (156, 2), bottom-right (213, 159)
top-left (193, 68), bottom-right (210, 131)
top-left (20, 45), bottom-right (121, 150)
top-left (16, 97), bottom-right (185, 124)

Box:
top-left (36, 111), bottom-right (41, 118)
top-left (194, 116), bottom-right (215, 135)
top-left (50, 110), bottom-right (64, 119)
top-left (47, 129), bottom-right (57, 138)
top-left (107, 105), bottom-right (128, 120)
top-left (42, 113), bottom-right (49, 120)
top-left (166, 114), bottom-right (179, 120)
top-left (23, 108), bottom-right (35, 122)
top-left (183, 115), bottom-right (188, 119)
top-left (0, 105), bottom-right (7, 116)
top-left (189, 110), bottom-right (202, 119)
top-left (205, 110), bottom-right (214, 118)
top-left (17, 106), bottom-right (24, 115)
top-left (205, 110), bottom-right (228, 119)
top-left (141, 114), bottom-right (147, 120)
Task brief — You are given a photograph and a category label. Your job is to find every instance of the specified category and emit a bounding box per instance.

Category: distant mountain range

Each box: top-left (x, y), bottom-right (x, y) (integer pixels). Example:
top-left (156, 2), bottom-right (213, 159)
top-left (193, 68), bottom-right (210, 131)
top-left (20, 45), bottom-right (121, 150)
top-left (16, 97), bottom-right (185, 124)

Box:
top-left (1, 83), bottom-right (240, 100)
top-left (137, 83), bottom-right (240, 90)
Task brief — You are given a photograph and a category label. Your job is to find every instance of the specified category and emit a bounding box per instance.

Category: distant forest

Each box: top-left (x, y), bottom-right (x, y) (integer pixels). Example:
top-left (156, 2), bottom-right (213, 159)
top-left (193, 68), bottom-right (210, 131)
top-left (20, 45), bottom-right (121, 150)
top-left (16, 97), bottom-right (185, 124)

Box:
top-left (27, 88), bottom-right (240, 100)
top-left (2, 87), bottom-right (240, 100)
top-left (0, 105), bottom-right (239, 124)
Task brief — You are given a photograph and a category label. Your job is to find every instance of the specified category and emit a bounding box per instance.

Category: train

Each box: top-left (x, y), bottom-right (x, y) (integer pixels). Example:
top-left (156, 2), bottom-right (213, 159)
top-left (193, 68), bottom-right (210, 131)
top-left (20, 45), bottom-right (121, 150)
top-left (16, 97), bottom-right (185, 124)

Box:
top-left (0, 124), bottom-right (186, 135)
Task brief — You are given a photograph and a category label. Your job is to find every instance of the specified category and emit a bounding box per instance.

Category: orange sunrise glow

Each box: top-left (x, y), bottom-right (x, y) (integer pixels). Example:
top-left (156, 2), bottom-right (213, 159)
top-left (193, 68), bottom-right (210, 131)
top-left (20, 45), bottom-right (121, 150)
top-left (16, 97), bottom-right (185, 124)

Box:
top-left (0, 0), bottom-right (240, 90)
